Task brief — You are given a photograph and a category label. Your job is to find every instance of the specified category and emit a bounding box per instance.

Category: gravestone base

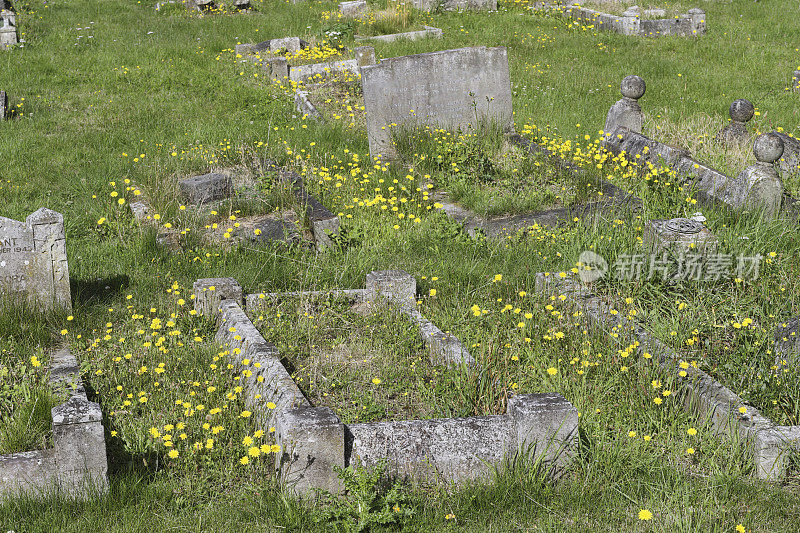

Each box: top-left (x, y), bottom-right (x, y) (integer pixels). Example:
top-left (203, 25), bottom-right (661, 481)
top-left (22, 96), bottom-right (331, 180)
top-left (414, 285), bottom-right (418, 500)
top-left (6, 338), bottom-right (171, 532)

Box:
top-left (643, 218), bottom-right (718, 255)
top-left (179, 173), bottom-right (232, 205)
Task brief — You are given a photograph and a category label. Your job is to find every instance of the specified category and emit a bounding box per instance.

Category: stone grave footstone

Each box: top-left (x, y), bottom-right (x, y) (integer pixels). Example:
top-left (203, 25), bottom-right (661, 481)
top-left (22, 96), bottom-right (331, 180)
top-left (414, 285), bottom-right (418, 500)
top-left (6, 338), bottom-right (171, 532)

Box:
top-left (643, 217), bottom-right (718, 256)
top-left (179, 173), bottom-right (232, 205)
top-left (361, 46), bottom-right (513, 159)
top-left (604, 75), bottom-right (645, 138)
top-left (729, 133), bottom-right (784, 219)
top-left (235, 216), bottom-right (300, 244)
top-left (0, 208), bottom-right (71, 310)
top-left (715, 99), bottom-right (754, 148)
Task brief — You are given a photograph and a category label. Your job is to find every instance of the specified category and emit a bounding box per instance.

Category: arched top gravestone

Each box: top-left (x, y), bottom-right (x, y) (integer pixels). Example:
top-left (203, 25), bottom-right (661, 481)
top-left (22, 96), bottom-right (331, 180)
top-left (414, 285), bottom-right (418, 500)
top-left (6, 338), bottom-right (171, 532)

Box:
top-left (0, 208), bottom-right (71, 310)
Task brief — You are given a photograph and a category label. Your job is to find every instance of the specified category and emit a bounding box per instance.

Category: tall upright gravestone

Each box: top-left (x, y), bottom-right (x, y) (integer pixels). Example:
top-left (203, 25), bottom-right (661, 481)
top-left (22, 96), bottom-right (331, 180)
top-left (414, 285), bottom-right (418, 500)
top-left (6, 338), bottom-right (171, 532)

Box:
top-left (361, 46), bottom-right (513, 159)
top-left (0, 208), bottom-right (71, 310)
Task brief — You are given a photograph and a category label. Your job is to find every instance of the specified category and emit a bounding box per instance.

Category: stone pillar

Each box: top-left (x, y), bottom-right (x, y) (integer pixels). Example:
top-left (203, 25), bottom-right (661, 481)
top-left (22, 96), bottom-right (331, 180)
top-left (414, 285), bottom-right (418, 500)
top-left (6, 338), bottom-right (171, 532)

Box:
top-left (604, 75), bottom-right (645, 138)
top-left (354, 46), bottom-right (376, 69)
top-left (507, 393), bottom-right (578, 468)
top-left (619, 8), bottom-right (641, 36)
top-left (793, 70), bottom-right (800, 93)
top-left (193, 277), bottom-right (243, 319)
top-left (714, 99), bottom-right (754, 148)
top-left (688, 8), bottom-right (706, 35)
top-left (730, 133), bottom-right (784, 219)
top-left (276, 407), bottom-right (344, 494)
top-left (51, 396), bottom-right (109, 496)
top-left (366, 270), bottom-right (417, 311)
top-left (27, 208), bottom-right (71, 311)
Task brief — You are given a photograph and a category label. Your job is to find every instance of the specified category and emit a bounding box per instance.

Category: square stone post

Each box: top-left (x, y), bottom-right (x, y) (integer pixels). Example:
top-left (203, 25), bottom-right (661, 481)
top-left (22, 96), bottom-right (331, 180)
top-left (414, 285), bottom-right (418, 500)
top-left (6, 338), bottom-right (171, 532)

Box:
top-left (507, 393), bottom-right (578, 469)
top-left (193, 277), bottom-right (243, 319)
top-left (51, 396), bottom-right (109, 496)
top-left (276, 407), bottom-right (345, 494)
top-left (366, 270), bottom-right (417, 311)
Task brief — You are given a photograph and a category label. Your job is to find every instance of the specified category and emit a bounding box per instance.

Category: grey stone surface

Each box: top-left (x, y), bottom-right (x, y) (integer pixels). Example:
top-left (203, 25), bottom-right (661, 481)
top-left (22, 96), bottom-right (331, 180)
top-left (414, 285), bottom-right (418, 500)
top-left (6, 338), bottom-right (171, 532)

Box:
top-left (728, 133), bottom-right (784, 219)
top-left (0, 9), bottom-right (16, 49)
top-left (366, 270), bottom-right (417, 310)
top-left (294, 90), bottom-right (322, 121)
top-left (128, 200), bottom-right (150, 222)
top-left (412, 0), bottom-right (496, 11)
top-left (773, 132), bottom-right (800, 181)
top-left (361, 46), bottom-right (513, 159)
top-left (193, 277), bottom-right (243, 318)
top-left (0, 208), bottom-right (71, 310)
top-left (277, 407), bottom-right (345, 494)
top-left (178, 172), bottom-right (232, 205)
top-left (0, 449), bottom-right (57, 497)
top-left (349, 415), bottom-right (509, 482)
top-left (52, 396), bottom-right (108, 496)
top-left (355, 25), bottom-right (442, 44)
top-left (404, 308), bottom-right (476, 367)
top-left (604, 76), bottom-right (645, 137)
top-left (793, 70), bottom-right (800, 93)
top-left (289, 58), bottom-right (358, 83)
top-left (643, 218), bottom-right (718, 255)
top-left (550, 4), bottom-right (705, 37)
top-left (236, 216), bottom-right (300, 244)
top-left (715, 99), bottom-right (754, 147)
top-left (339, 0), bottom-right (367, 16)
top-left (268, 37), bottom-right (305, 54)
top-left (508, 393), bottom-right (578, 468)
top-left (0, 90), bottom-right (6, 118)
top-left (354, 46), bottom-right (376, 68)
top-left (775, 316), bottom-right (800, 366)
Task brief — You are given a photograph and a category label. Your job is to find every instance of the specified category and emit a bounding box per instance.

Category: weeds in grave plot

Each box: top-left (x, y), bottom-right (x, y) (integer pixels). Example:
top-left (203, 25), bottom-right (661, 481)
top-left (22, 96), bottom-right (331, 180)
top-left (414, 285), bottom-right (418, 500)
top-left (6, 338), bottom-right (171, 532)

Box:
top-left (393, 123), bottom-right (601, 216)
top-left (573, 0), bottom-right (695, 19)
top-left (322, 0), bottom-right (430, 39)
top-left (250, 293), bottom-right (480, 423)
top-left (303, 71), bottom-right (365, 128)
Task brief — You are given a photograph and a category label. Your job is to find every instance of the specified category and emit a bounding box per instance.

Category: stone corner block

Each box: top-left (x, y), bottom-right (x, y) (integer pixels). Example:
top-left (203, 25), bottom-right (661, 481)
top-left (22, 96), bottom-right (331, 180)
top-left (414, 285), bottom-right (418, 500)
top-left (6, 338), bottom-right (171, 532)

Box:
top-left (178, 173), bottom-right (232, 205)
top-left (753, 427), bottom-right (792, 481)
top-left (276, 407), bottom-right (345, 495)
top-left (193, 277), bottom-right (243, 318)
top-left (366, 270), bottom-right (417, 309)
top-left (51, 395), bottom-right (108, 496)
top-left (507, 393), bottom-right (578, 465)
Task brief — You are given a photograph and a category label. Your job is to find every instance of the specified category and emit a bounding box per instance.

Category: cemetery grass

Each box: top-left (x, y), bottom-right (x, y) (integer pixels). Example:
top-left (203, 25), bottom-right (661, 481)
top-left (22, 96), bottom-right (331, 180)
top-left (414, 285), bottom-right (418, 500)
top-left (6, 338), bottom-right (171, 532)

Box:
top-left (1, 0), bottom-right (800, 530)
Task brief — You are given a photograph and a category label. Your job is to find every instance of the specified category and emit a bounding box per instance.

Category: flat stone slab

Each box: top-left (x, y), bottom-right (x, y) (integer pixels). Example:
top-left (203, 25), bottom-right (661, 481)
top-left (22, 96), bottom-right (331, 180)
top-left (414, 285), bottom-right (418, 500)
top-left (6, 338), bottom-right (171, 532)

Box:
top-left (179, 173), bottom-right (232, 205)
top-left (234, 216), bottom-right (300, 244)
top-left (361, 46), bottom-right (513, 159)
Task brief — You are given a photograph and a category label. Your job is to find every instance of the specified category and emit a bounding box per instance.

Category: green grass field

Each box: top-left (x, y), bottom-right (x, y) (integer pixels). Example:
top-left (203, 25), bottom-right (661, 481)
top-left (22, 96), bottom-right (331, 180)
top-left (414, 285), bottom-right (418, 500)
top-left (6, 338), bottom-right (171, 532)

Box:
top-left (1, 0), bottom-right (800, 530)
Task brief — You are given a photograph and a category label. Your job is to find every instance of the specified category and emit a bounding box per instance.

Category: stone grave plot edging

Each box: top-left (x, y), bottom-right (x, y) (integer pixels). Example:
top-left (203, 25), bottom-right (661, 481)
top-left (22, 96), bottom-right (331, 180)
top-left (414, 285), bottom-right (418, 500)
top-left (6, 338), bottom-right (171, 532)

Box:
top-left (194, 272), bottom-right (578, 493)
top-left (294, 90), bottom-right (322, 122)
top-left (532, 3), bottom-right (706, 38)
top-left (275, 167), bottom-right (341, 251)
top-left (0, 7), bottom-right (17, 50)
top-left (430, 133), bottom-right (642, 238)
top-left (0, 347), bottom-right (109, 499)
top-left (355, 25), bottom-right (443, 44)
top-left (535, 272), bottom-right (800, 480)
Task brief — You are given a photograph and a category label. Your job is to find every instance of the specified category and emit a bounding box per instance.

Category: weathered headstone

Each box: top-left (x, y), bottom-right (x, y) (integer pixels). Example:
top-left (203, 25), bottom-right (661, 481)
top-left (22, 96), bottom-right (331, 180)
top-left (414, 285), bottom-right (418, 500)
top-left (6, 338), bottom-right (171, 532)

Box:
top-left (361, 46), bottom-right (513, 158)
top-left (604, 75), bottom-right (645, 137)
top-left (0, 9), bottom-right (16, 49)
top-left (715, 99), bottom-right (754, 148)
top-left (729, 133), bottom-right (784, 219)
top-left (643, 217), bottom-right (718, 254)
top-left (339, 0), bottom-right (367, 16)
top-left (179, 173), bottom-right (232, 205)
top-left (0, 208), bottom-right (71, 310)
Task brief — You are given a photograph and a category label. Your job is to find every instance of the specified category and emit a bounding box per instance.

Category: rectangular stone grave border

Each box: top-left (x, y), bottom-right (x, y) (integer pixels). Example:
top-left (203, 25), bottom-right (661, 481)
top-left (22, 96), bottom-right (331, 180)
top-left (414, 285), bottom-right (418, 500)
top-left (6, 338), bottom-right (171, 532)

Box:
top-left (430, 133), bottom-right (642, 238)
top-left (194, 272), bottom-right (578, 493)
top-left (0, 348), bottom-right (109, 499)
top-left (532, 3), bottom-right (705, 38)
top-left (355, 25), bottom-right (442, 43)
top-left (274, 166), bottom-right (341, 251)
top-left (535, 271), bottom-right (800, 480)
top-left (412, 0), bottom-right (496, 12)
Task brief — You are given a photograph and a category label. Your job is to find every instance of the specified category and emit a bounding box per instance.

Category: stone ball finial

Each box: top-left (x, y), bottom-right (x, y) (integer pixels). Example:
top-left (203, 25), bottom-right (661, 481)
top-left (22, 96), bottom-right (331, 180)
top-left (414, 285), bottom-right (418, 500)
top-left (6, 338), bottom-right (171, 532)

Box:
top-left (729, 99), bottom-right (754, 123)
top-left (753, 133), bottom-right (784, 164)
top-left (621, 75), bottom-right (646, 100)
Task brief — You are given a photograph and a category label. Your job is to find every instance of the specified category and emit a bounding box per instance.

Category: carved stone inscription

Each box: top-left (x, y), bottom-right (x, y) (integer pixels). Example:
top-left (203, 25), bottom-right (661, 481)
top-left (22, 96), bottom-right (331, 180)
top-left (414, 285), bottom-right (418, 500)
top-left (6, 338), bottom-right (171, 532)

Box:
top-left (361, 46), bottom-right (513, 158)
top-left (0, 217), bottom-right (33, 293)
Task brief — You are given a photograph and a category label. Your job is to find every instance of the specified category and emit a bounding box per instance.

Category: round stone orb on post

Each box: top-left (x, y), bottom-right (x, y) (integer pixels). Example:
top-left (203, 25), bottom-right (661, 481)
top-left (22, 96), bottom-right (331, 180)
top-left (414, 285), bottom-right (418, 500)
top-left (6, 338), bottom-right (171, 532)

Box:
top-left (729, 133), bottom-right (784, 220)
top-left (715, 98), bottom-right (755, 147)
top-left (604, 75), bottom-right (645, 139)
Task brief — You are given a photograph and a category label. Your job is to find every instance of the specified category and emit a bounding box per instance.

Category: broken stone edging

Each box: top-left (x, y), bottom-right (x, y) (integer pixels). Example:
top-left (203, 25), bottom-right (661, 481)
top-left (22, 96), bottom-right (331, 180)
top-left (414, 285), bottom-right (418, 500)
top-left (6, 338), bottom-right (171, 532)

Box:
top-left (0, 347), bottom-right (109, 499)
top-left (294, 90), bottom-right (322, 121)
top-left (194, 271), bottom-right (578, 493)
top-left (355, 25), bottom-right (442, 44)
top-left (430, 133), bottom-right (642, 237)
top-left (532, 3), bottom-right (705, 38)
top-left (535, 272), bottom-right (799, 480)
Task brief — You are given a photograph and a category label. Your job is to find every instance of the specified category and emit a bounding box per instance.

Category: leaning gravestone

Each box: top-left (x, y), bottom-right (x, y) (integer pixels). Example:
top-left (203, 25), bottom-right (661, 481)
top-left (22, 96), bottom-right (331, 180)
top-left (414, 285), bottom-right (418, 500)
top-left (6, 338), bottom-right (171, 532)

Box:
top-left (361, 46), bottom-right (513, 159)
top-left (0, 208), bottom-right (71, 310)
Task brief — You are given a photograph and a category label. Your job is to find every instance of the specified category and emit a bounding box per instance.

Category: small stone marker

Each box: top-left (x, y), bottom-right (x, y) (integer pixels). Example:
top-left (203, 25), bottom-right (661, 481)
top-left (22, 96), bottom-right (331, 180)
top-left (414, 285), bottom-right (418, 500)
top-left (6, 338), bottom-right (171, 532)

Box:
top-left (0, 90), bottom-right (6, 119)
top-left (0, 208), bottom-right (71, 310)
top-left (0, 9), bottom-right (16, 49)
top-left (715, 99), bottom-right (754, 148)
top-left (643, 217), bottom-right (718, 255)
top-left (604, 75), bottom-right (645, 137)
top-left (366, 270), bottom-right (417, 311)
top-left (179, 172), bottom-right (232, 205)
top-left (235, 217), bottom-right (299, 244)
top-left (193, 277), bottom-right (243, 318)
top-left (268, 37), bottom-right (305, 54)
top-left (775, 316), bottom-right (800, 366)
top-left (354, 46), bottom-right (376, 68)
top-left (339, 0), bottom-right (367, 16)
top-left (729, 133), bottom-right (784, 219)
top-left (361, 46), bottom-right (513, 158)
